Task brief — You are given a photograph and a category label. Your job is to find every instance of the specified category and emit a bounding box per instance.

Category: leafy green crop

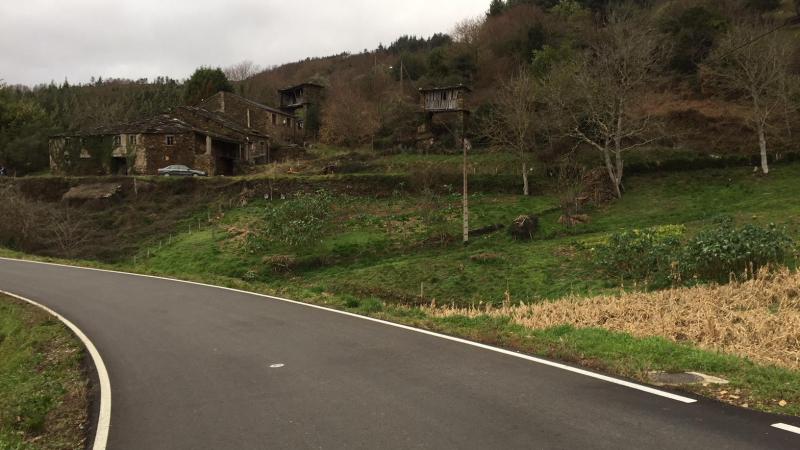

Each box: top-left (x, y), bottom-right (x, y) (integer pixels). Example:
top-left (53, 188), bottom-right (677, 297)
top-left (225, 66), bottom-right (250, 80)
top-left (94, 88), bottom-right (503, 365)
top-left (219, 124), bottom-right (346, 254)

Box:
top-left (592, 225), bottom-right (685, 288)
top-left (682, 217), bottom-right (795, 283)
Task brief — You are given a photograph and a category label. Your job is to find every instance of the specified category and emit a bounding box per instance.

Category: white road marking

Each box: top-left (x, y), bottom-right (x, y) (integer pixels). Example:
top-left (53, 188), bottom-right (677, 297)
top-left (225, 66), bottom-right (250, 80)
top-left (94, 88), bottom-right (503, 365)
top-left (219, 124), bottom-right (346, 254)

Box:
top-left (0, 288), bottom-right (111, 450)
top-left (772, 423), bottom-right (800, 435)
top-left (0, 256), bottom-right (697, 404)
top-left (270, 364), bottom-right (285, 368)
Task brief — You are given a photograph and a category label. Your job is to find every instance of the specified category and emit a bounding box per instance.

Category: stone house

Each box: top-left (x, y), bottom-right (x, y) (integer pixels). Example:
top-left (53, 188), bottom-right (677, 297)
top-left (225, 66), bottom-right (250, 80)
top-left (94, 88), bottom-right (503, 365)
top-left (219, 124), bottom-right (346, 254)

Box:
top-left (279, 82), bottom-right (324, 139)
top-left (199, 91), bottom-right (301, 144)
top-left (49, 92), bottom-right (296, 176)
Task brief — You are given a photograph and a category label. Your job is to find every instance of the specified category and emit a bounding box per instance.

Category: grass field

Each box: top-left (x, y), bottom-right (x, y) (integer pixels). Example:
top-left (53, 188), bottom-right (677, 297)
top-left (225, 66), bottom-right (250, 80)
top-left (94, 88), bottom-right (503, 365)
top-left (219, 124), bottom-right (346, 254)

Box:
top-left (136, 162), bottom-right (800, 305)
top-left (0, 295), bottom-right (87, 450)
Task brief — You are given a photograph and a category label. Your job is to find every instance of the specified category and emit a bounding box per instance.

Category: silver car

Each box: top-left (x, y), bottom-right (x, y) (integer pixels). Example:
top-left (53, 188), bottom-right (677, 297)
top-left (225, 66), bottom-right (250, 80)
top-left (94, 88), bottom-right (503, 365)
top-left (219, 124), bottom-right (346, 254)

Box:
top-left (157, 165), bottom-right (207, 177)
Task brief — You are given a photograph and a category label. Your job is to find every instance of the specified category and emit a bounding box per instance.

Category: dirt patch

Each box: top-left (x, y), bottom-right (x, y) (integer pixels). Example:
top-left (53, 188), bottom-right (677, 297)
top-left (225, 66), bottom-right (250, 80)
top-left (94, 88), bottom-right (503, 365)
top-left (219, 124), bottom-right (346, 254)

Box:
top-left (62, 183), bottom-right (122, 201)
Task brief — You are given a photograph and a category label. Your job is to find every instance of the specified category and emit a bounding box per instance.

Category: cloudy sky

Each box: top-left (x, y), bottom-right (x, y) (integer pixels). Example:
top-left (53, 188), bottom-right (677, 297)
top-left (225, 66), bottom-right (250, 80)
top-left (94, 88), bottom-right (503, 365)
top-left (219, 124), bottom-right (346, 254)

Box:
top-left (0, 0), bottom-right (489, 86)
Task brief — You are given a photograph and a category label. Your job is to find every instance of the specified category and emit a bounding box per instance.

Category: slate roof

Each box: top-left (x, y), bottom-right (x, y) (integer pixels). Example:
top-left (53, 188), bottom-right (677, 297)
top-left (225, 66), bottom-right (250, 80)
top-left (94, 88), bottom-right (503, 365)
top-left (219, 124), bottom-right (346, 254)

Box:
top-left (213, 91), bottom-right (296, 118)
top-left (278, 82), bottom-right (325, 93)
top-left (418, 84), bottom-right (472, 93)
top-left (53, 114), bottom-right (199, 138)
top-left (173, 106), bottom-right (269, 139)
top-left (54, 107), bottom-right (270, 143)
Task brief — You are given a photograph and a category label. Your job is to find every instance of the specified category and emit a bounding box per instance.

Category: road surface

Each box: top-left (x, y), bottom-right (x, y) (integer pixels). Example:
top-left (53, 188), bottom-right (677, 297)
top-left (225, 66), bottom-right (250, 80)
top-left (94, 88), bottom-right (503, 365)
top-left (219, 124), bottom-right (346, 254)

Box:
top-left (1, 257), bottom-right (798, 449)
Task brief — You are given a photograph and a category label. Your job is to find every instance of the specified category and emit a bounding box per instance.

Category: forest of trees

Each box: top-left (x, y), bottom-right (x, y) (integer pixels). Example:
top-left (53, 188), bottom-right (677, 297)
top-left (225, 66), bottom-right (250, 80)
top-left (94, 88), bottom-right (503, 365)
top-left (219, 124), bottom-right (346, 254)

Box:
top-left (2, 0), bottom-right (799, 183)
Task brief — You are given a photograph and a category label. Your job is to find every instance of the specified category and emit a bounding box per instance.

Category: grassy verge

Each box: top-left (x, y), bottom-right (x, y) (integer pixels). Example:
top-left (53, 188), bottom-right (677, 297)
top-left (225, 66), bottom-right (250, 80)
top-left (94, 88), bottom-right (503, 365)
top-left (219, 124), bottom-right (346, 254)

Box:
top-left (0, 295), bottom-right (88, 450)
top-left (420, 316), bottom-right (800, 416)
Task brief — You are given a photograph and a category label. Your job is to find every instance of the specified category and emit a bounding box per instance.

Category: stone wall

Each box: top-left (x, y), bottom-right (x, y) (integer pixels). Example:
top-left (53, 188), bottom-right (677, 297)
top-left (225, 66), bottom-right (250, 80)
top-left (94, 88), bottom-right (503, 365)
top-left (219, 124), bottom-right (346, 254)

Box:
top-left (137, 133), bottom-right (197, 175)
top-left (49, 135), bottom-right (115, 176)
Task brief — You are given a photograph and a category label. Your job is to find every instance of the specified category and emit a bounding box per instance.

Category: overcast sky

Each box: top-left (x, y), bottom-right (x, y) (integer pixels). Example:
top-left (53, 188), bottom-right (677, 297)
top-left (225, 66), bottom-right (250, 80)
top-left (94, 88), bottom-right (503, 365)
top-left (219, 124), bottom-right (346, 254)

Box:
top-left (0, 0), bottom-right (489, 86)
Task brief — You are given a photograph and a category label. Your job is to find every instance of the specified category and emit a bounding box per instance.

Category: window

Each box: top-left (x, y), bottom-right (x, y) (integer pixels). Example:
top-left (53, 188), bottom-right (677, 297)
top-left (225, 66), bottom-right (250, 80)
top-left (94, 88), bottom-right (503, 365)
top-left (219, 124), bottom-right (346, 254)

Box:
top-left (165, 135), bottom-right (175, 146)
top-left (113, 135), bottom-right (121, 146)
top-left (127, 135), bottom-right (136, 146)
top-left (271, 113), bottom-right (277, 126)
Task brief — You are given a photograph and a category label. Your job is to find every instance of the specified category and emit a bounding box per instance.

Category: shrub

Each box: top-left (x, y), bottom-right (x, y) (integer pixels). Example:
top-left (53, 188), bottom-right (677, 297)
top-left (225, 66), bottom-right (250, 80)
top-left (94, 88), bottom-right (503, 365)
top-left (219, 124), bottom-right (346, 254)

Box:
top-left (509, 215), bottom-right (540, 240)
top-left (252, 190), bottom-right (334, 249)
top-left (681, 218), bottom-right (795, 283)
top-left (593, 225), bottom-right (685, 287)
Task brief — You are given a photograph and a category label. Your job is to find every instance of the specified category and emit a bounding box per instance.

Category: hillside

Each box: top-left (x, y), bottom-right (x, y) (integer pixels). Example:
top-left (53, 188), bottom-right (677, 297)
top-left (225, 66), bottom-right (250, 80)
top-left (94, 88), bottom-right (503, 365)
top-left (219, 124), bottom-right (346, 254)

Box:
top-left (4, 0), bottom-right (800, 175)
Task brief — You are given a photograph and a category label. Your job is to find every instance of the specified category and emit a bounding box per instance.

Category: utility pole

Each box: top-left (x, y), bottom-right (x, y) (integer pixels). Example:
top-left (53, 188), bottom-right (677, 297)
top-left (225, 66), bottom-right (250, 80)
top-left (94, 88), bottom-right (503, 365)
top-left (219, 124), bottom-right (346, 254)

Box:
top-left (462, 111), bottom-right (469, 244)
top-left (400, 59), bottom-right (404, 94)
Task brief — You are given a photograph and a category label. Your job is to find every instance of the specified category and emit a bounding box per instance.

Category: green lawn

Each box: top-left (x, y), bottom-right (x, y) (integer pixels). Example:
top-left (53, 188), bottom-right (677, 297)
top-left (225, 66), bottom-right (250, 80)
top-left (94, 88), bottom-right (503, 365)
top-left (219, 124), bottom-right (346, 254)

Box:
top-left (0, 295), bottom-right (87, 450)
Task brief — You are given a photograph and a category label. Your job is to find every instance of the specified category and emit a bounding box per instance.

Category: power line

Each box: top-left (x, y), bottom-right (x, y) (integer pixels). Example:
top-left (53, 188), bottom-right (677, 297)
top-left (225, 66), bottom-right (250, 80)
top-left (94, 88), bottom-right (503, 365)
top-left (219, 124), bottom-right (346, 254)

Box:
top-left (713, 16), bottom-right (800, 63)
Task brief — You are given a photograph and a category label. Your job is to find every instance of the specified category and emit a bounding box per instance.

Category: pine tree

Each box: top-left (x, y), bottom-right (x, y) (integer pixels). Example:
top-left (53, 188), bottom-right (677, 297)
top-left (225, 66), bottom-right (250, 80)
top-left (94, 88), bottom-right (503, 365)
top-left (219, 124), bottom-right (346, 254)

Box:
top-left (487, 0), bottom-right (505, 17)
top-left (183, 67), bottom-right (233, 105)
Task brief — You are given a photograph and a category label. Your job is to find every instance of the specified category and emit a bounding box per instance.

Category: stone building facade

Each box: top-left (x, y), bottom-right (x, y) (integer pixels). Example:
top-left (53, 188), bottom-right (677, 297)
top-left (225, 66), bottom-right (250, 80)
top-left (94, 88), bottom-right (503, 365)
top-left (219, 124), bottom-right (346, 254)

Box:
top-left (279, 82), bottom-right (324, 140)
top-left (199, 91), bottom-right (301, 145)
top-left (49, 92), bottom-right (289, 176)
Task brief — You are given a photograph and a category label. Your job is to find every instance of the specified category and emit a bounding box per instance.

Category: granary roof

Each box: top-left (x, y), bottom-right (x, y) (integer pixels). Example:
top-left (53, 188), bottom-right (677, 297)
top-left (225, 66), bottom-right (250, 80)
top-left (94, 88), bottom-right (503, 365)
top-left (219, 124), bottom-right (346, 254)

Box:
top-left (278, 82), bottom-right (325, 93)
top-left (418, 84), bottom-right (472, 93)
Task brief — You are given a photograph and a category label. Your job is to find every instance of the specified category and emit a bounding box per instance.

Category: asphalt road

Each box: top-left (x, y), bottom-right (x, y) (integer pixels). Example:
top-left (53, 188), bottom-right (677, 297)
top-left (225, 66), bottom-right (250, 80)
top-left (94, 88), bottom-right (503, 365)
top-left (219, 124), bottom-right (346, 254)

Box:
top-left (1, 258), bottom-right (798, 449)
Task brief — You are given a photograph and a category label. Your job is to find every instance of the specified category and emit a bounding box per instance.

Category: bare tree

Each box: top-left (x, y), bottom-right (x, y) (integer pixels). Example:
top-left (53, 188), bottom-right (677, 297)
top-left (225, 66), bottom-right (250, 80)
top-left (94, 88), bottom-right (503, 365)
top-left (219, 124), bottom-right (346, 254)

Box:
top-left (481, 68), bottom-right (540, 196)
top-left (705, 22), bottom-right (796, 175)
top-left (224, 60), bottom-right (263, 82)
top-left (48, 206), bottom-right (91, 259)
top-left (320, 81), bottom-right (380, 148)
top-left (544, 7), bottom-right (665, 198)
top-left (452, 16), bottom-right (484, 46)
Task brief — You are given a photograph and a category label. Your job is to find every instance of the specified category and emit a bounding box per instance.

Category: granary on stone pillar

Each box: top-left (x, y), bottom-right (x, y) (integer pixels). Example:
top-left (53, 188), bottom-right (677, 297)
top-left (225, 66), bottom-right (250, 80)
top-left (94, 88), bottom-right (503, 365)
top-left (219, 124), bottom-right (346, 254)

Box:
top-left (418, 85), bottom-right (471, 149)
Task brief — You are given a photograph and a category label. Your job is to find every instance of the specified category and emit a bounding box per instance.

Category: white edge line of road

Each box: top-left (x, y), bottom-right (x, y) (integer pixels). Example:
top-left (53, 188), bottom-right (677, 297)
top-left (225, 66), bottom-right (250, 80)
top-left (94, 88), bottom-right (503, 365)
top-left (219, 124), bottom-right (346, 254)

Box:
top-left (0, 256), bottom-right (696, 404)
top-left (0, 288), bottom-right (111, 450)
top-left (773, 423), bottom-right (800, 435)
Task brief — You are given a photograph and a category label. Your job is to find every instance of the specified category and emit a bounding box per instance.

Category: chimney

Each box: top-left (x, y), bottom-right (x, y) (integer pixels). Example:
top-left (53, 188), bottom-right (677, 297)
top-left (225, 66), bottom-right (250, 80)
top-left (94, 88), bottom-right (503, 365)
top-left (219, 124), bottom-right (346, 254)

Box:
top-left (220, 92), bottom-right (226, 113)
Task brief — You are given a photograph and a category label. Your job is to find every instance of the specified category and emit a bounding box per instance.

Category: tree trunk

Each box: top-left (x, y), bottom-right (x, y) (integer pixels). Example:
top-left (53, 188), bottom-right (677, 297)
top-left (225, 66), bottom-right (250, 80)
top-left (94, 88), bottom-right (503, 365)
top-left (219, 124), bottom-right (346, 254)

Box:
top-left (614, 149), bottom-right (624, 195)
top-left (613, 101), bottom-right (625, 196)
top-left (522, 161), bottom-right (529, 196)
top-left (603, 148), bottom-right (622, 199)
top-left (758, 121), bottom-right (769, 175)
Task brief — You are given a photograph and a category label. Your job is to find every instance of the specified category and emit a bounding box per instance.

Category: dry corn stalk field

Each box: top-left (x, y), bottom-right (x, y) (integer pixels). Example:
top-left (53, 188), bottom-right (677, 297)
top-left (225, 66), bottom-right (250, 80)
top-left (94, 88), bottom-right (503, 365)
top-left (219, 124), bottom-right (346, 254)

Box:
top-left (422, 269), bottom-right (800, 370)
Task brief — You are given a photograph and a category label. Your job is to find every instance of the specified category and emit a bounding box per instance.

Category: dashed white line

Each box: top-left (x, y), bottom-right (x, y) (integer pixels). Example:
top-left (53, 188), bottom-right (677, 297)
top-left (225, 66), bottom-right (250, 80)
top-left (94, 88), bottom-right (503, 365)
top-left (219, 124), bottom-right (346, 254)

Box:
top-left (0, 256), bottom-right (696, 404)
top-left (0, 289), bottom-right (111, 450)
top-left (772, 423), bottom-right (800, 435)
